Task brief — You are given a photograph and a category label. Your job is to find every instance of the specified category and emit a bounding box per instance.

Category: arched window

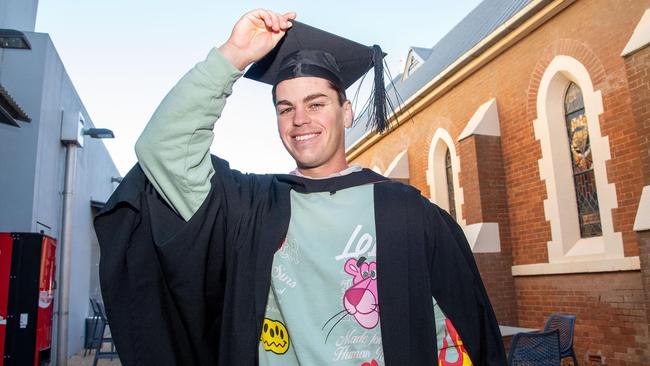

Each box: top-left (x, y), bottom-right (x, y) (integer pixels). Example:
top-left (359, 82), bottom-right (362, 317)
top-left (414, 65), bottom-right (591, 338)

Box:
top-left (564, 82), bottom-right (602, 238)
top-left (521, 54), bottom-right (625, 273)
top-left (445, 148), bottom-right (456, 220)
top-left (427, 128), bottom-right (465, 227)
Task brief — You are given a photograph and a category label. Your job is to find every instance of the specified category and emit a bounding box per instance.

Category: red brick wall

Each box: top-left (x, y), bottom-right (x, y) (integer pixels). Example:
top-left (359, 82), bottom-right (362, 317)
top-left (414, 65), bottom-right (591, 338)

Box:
top-left (460, 135), bottom-right (518, 324)
top-left (622, 30), bottom-right (650, 188)
top-left (515, 272), bottom-right (650, 365)
top-left (623, 40), bottom-right (650, 331)
top-left (458, 137), bottom-right (482, 224)
top-left (638, 231), bottom-right (650, 324)
top-left (349, 0), bottom-right (650, 361)
top-left (474, 253), bottom-right (517, 325)
top-left (473, 136), bottom-right (511, 226)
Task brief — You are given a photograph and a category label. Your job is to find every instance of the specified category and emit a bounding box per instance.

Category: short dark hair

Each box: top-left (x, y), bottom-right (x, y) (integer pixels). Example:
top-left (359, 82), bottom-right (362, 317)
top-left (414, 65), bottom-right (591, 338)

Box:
top-left (272, 80), bottom-right (347, 106)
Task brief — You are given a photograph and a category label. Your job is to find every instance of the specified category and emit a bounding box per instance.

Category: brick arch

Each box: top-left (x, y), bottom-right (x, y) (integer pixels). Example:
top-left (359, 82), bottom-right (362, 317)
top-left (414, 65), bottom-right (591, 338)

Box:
top-left (526, 38), bottom-right (608, 122)
top-left (425, 127), bottom-right (466, 226)
top-left (421, 115), bottom-right (457, 175)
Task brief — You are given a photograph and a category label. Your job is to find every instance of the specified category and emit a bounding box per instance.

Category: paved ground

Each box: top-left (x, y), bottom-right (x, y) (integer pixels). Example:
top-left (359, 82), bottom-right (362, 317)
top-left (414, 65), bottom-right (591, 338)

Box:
top-left (68, 320), bottom-right (121, 366)
top-left (67, 348), bottom-right (121, 366)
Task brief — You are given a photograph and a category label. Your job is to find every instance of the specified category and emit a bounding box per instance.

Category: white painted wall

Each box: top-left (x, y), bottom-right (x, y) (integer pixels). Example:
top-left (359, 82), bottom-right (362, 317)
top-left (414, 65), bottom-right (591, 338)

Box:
top-left (0, 32), bottom-right (119, 357)
top-left (0, 0), bottom-right (39, 31)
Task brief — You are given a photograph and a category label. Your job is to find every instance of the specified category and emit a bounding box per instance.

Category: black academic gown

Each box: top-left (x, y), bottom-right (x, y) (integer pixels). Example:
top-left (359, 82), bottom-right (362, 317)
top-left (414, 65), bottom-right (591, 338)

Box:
top-left (94, 156), bottom-right (506, 366)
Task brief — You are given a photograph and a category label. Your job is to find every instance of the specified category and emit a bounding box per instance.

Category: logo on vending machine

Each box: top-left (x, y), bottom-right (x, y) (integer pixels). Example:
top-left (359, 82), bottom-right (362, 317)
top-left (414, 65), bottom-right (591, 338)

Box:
top-left (38, 290), bottom-right (53, 309)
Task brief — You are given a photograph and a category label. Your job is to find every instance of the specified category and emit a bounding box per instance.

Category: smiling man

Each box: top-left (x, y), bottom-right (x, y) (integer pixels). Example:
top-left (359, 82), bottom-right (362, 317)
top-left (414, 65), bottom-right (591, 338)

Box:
top-left (95, 9), bottom-right (506, 366)
top-left (275, 76), bottom-right (353, 177)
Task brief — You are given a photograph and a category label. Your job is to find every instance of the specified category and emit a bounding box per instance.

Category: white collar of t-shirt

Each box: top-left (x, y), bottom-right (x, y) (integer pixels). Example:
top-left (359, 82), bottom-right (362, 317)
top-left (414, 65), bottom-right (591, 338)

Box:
top-left (288, 164), bottom-right (363, 179)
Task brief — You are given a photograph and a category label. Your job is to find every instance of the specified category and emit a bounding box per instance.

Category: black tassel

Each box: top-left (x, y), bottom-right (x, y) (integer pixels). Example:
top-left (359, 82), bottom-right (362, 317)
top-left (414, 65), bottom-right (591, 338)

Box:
top-left (370, 45), bottom-right (388, 133)
top-left (352, 45), bottom-right (401, 134)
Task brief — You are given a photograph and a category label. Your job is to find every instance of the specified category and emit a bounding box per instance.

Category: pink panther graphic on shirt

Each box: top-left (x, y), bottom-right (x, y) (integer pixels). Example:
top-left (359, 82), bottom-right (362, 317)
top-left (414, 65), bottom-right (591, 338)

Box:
top-left (343, 257), bottom-right (379, 328)
top-left (322, 257), bottom-right (379, 343)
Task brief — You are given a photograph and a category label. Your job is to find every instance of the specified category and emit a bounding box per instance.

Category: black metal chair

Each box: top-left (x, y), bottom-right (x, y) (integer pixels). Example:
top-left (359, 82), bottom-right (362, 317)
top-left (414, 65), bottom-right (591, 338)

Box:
top-left (84, 299), bottom-right (102, 356)
top-left (543, 313), bottom-right (579, 365)
top-left (89, 298), bottom-right (119, 366)
top-left (508, 329), bottom-right (561, 366)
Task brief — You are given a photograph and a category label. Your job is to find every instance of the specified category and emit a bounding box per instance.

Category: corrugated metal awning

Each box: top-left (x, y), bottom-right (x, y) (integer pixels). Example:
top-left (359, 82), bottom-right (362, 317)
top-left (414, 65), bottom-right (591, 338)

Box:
top-left (0, 83), bottom-right (31, 127)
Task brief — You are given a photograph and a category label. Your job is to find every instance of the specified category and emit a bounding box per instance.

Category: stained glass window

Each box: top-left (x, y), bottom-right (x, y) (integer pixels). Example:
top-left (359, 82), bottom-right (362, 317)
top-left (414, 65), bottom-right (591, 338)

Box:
top-left (445, 149), bottom-right (457, 220)
top-left (564, 82), bottom-right (602, 237)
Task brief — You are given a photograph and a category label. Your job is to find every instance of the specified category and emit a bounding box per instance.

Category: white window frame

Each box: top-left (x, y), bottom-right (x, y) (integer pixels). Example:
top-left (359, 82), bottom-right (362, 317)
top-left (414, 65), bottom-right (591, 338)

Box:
top-left (426, 128), bottom-right (466, 227)
top-left (513, 55), bottom-right (639, 276)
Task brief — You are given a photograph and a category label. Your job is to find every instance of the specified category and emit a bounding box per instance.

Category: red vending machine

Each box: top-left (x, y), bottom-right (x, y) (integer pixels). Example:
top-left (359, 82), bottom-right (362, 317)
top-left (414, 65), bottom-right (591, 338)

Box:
top-left (0, 233), bottom-right (56, 366)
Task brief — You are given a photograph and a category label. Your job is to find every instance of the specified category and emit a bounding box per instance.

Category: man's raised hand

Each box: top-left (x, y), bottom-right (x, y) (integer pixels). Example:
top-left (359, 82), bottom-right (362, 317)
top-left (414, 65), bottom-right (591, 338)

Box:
top-left (219, 9), bottom-right (296, 71)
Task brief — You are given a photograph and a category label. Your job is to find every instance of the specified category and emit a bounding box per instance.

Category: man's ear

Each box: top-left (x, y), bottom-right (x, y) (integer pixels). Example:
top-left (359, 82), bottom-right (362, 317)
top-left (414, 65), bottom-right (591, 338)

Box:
top-left (343, 100), bottom-right (353, 128)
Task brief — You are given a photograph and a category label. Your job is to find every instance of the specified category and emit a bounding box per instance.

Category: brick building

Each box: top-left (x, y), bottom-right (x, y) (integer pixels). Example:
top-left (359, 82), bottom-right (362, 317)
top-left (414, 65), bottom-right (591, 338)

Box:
top-left (346, 0), bottom-right (650, 364)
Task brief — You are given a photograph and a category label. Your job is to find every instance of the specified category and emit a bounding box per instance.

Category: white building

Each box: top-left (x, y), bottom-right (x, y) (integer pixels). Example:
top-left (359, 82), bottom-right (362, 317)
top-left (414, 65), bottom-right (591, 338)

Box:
top-left (0, 0), bottom-right (119, 361)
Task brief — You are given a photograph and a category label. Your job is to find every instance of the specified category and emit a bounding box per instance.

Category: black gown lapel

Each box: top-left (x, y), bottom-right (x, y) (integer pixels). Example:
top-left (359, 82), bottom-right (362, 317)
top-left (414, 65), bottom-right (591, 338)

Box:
top-left (375, 181), bottom-right (411, 364)
top-left (253, 179), bottom-right (292, 344)
top-left (375, 182), bottom-right (437, 365)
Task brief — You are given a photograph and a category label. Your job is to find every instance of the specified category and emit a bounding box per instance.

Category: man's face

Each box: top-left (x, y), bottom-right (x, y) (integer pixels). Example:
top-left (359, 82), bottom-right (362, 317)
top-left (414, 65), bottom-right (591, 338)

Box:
top-left (274, 77), bottom-right (353, 177)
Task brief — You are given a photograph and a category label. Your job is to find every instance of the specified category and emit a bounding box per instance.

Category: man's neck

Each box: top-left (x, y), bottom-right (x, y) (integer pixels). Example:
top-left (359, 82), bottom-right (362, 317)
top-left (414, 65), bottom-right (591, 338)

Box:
top-left (295, 160), bottom-right (348, 178)
top-left (291, 164), bottom-right (362, 179)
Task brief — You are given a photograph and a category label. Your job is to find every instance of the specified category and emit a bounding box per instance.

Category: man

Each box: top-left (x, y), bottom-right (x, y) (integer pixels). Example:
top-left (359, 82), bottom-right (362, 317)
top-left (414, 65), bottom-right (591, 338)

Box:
top-left (95, 9), bottom-right (506, 365)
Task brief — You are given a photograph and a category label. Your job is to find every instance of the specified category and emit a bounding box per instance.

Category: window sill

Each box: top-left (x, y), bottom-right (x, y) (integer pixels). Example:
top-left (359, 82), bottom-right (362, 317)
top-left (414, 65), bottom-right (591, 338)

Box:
top-left (511, 256), bottom-right (640, 276)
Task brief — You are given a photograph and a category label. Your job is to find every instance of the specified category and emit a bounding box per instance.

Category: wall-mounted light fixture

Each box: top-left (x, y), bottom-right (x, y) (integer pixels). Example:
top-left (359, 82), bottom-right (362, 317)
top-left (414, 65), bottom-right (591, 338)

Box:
top-left (83, 128), bottom-right (115, 139)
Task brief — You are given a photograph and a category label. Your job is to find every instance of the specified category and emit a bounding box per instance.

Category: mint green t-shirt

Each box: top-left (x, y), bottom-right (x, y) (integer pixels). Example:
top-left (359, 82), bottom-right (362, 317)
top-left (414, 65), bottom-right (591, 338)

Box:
top-left (257, 185), bottom-right (472, 366)
top-left (259, 185), bottom-right (385, 365)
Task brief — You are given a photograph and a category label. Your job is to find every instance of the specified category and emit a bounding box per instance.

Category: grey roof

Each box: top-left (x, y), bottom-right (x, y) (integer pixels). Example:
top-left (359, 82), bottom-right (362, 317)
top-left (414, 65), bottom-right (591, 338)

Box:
top-left (346, 0), bottom-right (535, 149)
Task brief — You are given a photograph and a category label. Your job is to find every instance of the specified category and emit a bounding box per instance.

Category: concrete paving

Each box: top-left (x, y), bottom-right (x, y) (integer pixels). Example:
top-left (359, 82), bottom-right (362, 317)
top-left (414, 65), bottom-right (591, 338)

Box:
top-left (67, 348), bottom-right (121, 366)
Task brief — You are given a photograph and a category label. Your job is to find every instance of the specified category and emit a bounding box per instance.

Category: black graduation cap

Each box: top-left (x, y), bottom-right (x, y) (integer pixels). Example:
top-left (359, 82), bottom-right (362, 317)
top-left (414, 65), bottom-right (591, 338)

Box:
top-left (244, 20), bottom-right (391, 133)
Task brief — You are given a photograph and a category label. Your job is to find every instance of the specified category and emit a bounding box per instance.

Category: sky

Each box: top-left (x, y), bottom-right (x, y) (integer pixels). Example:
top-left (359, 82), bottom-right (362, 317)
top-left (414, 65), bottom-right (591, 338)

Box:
top-left (35, 0), bottom-right (483, 175)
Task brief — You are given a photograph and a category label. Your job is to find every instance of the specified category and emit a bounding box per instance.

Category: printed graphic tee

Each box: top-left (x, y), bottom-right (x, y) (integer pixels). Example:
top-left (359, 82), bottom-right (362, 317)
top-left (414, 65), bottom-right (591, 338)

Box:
top-left (259, 185), bottom-right (384, 365)
top-left (258, 185), bottom-right (472, 366)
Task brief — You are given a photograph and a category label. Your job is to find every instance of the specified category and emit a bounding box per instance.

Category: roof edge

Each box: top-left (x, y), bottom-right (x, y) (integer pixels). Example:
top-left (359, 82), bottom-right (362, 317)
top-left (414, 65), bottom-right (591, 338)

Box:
top-left (346, 0), bottom-right (574, 160)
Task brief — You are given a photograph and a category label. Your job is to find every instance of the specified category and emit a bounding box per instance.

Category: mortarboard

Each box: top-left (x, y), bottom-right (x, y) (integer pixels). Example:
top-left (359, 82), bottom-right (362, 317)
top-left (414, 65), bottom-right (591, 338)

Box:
top-left (244, 20), bottom-right (392, 133)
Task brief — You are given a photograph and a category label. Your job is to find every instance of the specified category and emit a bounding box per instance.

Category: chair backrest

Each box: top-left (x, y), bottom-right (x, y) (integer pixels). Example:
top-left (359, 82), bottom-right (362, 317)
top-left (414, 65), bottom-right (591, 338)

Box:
top-left (96, 301), bottom-right (109, 322)
top-left (543, 313), bottom-right (576, 354)
top-left (508, 329), bottom-right (561, 366)
top-left (89, 298), bottom-right (101, 318)
top-left (90, 298), bottom-right (108, 321)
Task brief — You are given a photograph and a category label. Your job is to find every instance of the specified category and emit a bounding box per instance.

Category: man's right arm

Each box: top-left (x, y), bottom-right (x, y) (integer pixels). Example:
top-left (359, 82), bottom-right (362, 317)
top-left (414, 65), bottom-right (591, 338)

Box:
top-left (135, 9), bottom-right (295, 221)
top-left (134, 48), bottom-right (241, 221)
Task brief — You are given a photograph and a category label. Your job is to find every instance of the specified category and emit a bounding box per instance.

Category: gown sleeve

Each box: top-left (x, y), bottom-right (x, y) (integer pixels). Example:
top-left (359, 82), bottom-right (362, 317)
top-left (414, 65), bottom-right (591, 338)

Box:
top-left (95, 45), bottom-right (285, 364)
top-left (424, 199), bottom-right (507, 365)
top-left (94, 156), bottom-right (282, 365)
